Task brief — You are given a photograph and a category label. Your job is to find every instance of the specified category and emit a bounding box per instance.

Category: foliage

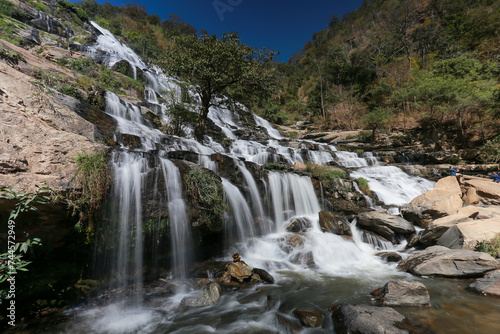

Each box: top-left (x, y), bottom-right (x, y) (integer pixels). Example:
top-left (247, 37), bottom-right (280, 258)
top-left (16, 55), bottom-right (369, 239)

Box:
top-left (0, 185), bottom-right (54, 295)
top-left (68, 151), bottom-right (110, 237)
top-left (479, 136), bottom-right (500, 163)
top-left (363, 107), bottom-right (393, 142)
top-left (307, 163), bottom-right (347, 192)
top-left (357, 177), bottom-right (370, 195)
top-left (0, 47), bottom-right (26, 65)
top-left (184, 168), bottom-right (224, 230)
top-left (475, 234), bottom-right (500, 258)
top-left (156, 32), bottom-right (277, 141)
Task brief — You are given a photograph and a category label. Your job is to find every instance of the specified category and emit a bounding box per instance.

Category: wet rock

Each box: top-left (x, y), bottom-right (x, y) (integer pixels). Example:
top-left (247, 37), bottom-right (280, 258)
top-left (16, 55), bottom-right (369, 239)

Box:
top-left (397, 246), bottom-right (499, 277)
top-left (276, 313), bottom-right (302, 332)
top-left (357, 211), bottom-right (414, 243)
top-left (331, 304), bottom-right (408, 334)
top-left (223, 261), bottom-right (253, 283)
top-left (290, 250), bottom-right (315, 267)
top-left (377, 252), bottom-right (403, 263)
top-left (372, 281), bottom-right (431, 307)
top-left (189, 260), bottom-right (227, 278)
top-left (293, 308), bottom-right (323, 328)
top-left (468, 269), bottom-right (500, 297)
top-left (318, 210), bottom-right (351, 236)
top-left (285, 217), bottom-right (312, 232)
top-left (180, 282), bottom-right (221, 307)
top-left (279, 233), bottom-right (306, 251)
top-left (361, 230), bottom-right (393, 248)
top-left (253, 268), bottom-right (275, 284)
top-left (437, 219), bottom-right (500, 250)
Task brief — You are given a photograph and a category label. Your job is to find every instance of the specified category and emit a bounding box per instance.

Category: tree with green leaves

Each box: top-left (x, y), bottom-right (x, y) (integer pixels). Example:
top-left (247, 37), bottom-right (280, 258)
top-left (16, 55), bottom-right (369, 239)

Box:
top-left (156, 32), bottom-right (277, 141)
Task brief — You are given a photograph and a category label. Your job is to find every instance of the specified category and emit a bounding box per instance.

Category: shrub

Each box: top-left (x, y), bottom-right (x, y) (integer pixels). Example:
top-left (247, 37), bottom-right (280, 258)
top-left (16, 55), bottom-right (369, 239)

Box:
top-left (475, 234), bottom-right (500, 258)
top-left (68, 151), bottom-right (110, 237)
top-left (357, 177), bottom-right (370, 195)
top-left (307, 163), bottom-right (347, 192)
top-left (184, 168), bottom-right (224, 231)
top-left (58, 84), bottom-right (84, 101)
top-left (479, 136), bottom-right (500, 163)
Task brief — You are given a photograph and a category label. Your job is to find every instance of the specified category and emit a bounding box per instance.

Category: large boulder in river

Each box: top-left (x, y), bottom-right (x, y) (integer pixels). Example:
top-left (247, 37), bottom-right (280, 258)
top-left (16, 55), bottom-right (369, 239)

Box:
top-left (293, 308), bottom-right (323, 328)
top-left (403, 192), bottom-right (462, 227)
top-left (468, 269), bottom-right (500, 297)
top-left (398, 246), bottom-right (499, 277)
top-left (285, 217), bottom-right (313, 232)
top-left (372, 281), bottom-right (431, 307)
top-left (357, 211), bottom-right (415, 243)
top-left (402, 177), bottom-right (463, 227)
top-left (437, 219), bottom-right (500, 250)
top-left (331, 304), bottom-right (425, 334)
top-left (318, 210), bottom-right (351, 236)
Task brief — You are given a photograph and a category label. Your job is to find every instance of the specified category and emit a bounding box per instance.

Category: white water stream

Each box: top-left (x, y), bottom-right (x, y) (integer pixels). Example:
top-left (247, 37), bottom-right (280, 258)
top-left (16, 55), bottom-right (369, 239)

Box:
top-left (46, 21), bottom-right (441, 333)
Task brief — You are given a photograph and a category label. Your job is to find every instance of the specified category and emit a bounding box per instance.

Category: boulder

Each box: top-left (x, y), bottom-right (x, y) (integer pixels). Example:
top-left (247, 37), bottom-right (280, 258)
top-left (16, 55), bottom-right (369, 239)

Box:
top-left (463, 175), bottom-right (500, 205)
top-left (180, 282), bottom-right (221, 307)
top-left (377, 252), bottom-right (403, 263)
top-left (397, 246), bottom-right (499, 277)
top-left (434, 176), bottom-right (462, 195)
top-left (419, 206), bottom-right (486, 246)
top-left (223, 261), bottom-right (253, 283)
top-left (285, 217), bottom-right (312, 232)
top-left (437, 219), bottom-right (500, 250)
top-left (463, 187), bottom-right (480, 205)
top-left (318, 210), bottom-right (351, 235)
top-left (331, 304), bottom-right (412, 334)
top-left (293, 308), bottom-right (323, 328)
top-left (279, 233), bottom-right (306, 252)
top-left (468, 270), bottom-right (500, 297)
top-left (357, 211), bottom-right (415, 240)
top-left (372, 281), bottom-right (431, 307)
top-left (253, 268), bottom-right (275, 284)
top-left (402, 190), bottom-right (463, 227)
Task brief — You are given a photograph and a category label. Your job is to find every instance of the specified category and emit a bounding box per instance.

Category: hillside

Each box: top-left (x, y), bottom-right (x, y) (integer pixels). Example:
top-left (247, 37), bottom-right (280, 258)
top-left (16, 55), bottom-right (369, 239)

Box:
top-left (267, 0), bottom-right (500, 157)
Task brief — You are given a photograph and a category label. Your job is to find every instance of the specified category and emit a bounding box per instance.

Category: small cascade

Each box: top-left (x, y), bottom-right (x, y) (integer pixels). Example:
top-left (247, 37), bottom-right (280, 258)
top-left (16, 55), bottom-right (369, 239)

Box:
top-left (268, 172), bottom-right (321, 232)
top-left (160, 159), bottom-right (192, 284)
top-left (88, 21), bottom-right (146, 79)
top-left (351, 166), bottom-right (434, 206)
top-left (222, 178), bottom-right (256, 243)
top-left (108, 151), bottom-right (147, 303)
top-left (235, 160), bottom-right (269, 235)
top-left (254, 114), bottom-right (283, 139)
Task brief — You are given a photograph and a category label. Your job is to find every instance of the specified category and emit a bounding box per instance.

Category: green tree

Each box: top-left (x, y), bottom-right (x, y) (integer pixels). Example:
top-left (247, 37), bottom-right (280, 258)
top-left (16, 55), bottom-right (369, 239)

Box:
top-left (156, 32), bottom-right (276, 141)
top-left (363, 107), bottom-right (393, 142)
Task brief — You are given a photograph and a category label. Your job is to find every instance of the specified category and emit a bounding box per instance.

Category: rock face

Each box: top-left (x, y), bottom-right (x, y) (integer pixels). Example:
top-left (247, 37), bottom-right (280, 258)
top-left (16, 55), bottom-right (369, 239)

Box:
top-left (372, 281), bottom-right (431, 307)
top-left (318, 210), bottom-right (351, 235)
top-left (463, 176), bottom-right (500, 205)
top-left (437, 219), bottom-right (500, 250)
top-left (222, 261), bottom-right (253, 283)
top-left (468, 270), bottom-right (500, 297)
top-left (331, 304), bottom-right (408, 334)
top-left (180, 282), bottom-right (221, 307)
top-left (0, 60), bottom-right (104, 193)
top-left (357, 211), bottom-right (415, 243)
top-left (398, 246), bottom-right (499, 277)
top-left (293, 308), bottom-right (323, 328)
top-left (403, 190), bottom-right (463, 227)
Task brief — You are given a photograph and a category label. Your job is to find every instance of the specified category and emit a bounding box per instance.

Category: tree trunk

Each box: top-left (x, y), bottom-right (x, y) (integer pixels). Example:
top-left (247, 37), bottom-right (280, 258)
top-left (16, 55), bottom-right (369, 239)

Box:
top-left (195, 94), bottom-right (211, 142)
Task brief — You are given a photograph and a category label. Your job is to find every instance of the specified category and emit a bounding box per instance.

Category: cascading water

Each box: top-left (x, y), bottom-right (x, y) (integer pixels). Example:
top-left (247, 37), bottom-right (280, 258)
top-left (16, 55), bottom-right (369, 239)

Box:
top-left (47, 21), bottom-right (453, 334)
top-left (160, 158), bottom-right (192, 284)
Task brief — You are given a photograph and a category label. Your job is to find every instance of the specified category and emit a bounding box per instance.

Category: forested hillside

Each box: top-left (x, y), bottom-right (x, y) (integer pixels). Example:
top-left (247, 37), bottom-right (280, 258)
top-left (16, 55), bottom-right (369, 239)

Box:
top-left (268, 0), bottom-right (499, 155)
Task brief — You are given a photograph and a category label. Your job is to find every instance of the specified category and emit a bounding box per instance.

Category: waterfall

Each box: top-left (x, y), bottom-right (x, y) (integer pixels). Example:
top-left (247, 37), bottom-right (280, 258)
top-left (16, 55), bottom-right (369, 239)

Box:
top-left (222, 178), bottom-right (256, 243)
top-left (160, 158), bottom-right (192, 284)
top-left (268, 172), bottom-right (321, 232)
top-left (109, 151), bottom-right (146, 303)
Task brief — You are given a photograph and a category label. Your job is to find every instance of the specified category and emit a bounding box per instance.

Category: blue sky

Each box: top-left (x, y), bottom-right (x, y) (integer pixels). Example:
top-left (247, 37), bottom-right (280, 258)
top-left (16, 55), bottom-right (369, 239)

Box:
top-left (82, 0), bottom-right (364, 62)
